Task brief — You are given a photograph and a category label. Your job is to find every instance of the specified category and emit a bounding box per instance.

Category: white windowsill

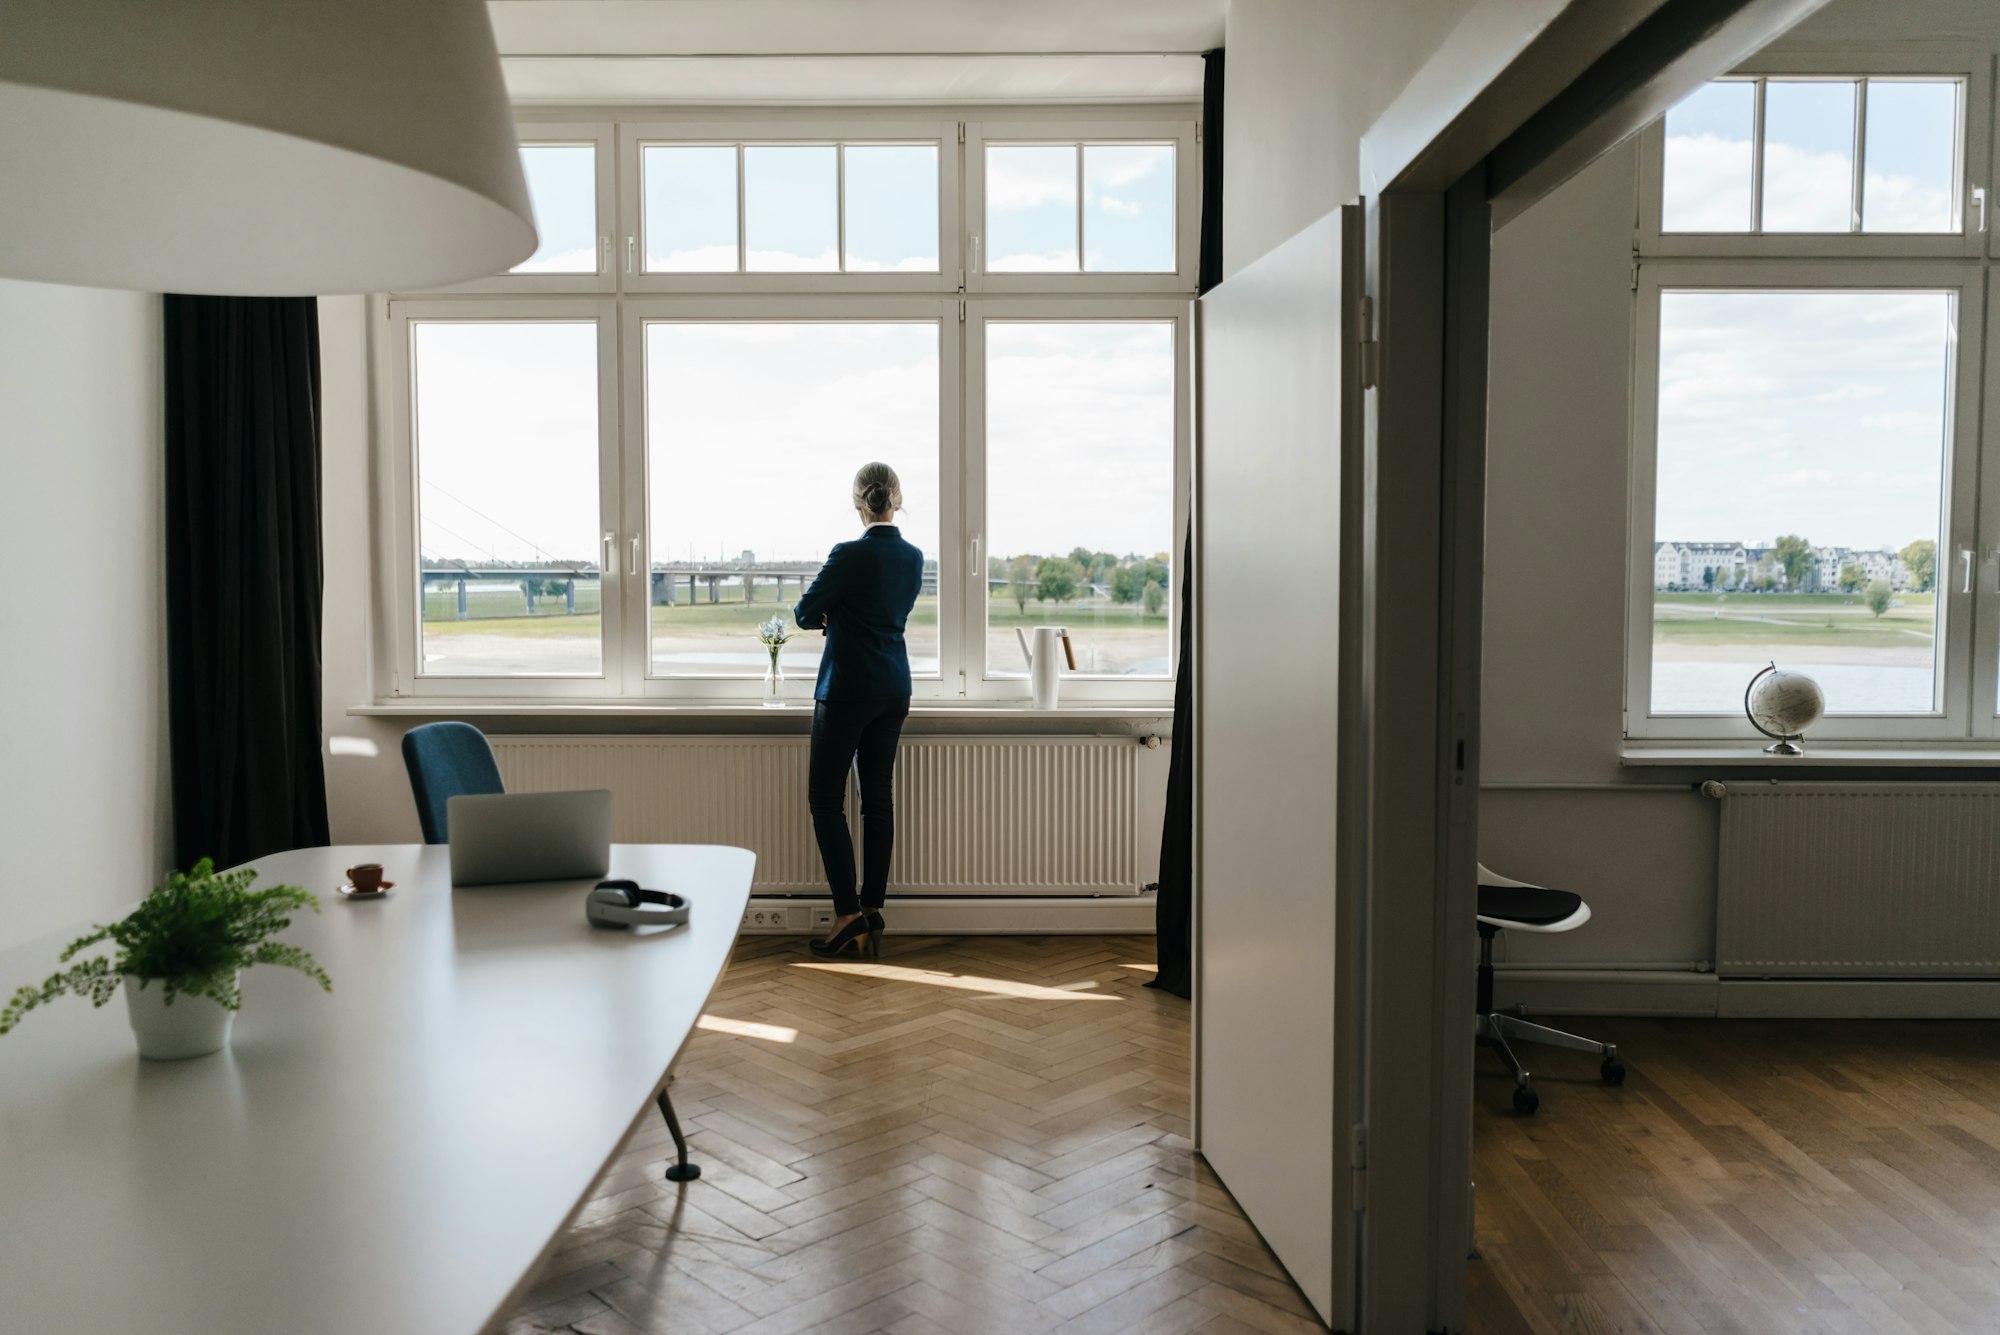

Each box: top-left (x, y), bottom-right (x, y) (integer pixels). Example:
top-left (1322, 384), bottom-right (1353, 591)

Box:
top-left (349, 700), bottom-right (1174, 721)
top-left (1622, 743), bottom-right (2000, 768)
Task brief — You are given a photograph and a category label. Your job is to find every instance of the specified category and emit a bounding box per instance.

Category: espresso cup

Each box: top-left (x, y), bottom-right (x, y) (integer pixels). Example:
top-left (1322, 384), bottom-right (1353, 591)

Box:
top-left (347, 863), bottom-right (384, 892)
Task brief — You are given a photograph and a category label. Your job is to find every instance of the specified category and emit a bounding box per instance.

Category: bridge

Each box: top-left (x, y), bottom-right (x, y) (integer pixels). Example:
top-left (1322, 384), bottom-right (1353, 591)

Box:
top-left (420, 559), bottom-right (943, 617)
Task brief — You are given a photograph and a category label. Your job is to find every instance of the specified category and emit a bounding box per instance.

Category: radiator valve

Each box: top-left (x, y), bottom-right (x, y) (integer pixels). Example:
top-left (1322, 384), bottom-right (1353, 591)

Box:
top-left (1699, 780), bottom-right (1727, 800)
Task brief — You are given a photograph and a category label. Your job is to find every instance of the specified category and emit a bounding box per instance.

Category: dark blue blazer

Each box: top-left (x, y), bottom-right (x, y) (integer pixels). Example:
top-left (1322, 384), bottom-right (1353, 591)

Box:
top-left (793, 525), bottom-right (924, 701)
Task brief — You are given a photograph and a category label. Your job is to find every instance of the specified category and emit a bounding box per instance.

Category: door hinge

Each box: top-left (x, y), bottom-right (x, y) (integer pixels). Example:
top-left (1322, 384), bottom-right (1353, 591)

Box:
top-left (1355, 295), bottom-right (1379, 389)
top-left (1350, 1123), bottom-right (1368, 1210)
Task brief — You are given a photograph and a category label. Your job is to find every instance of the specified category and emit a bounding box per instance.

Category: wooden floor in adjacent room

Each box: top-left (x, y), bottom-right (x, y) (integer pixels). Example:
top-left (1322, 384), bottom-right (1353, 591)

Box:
top-left (498, 934), bottom-right (1324, 1335)
top-left (1469, 1017), bottom-right (2000, 1334)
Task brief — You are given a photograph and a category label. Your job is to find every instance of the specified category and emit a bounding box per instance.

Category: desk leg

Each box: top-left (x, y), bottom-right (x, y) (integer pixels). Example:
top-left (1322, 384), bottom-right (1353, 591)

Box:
top-left (656, 1086), bottom-right (701, 1182)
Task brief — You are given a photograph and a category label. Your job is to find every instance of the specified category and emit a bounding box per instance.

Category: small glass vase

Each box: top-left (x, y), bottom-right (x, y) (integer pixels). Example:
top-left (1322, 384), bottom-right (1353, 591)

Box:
top-left (762, 651), bottom-right (785, 707)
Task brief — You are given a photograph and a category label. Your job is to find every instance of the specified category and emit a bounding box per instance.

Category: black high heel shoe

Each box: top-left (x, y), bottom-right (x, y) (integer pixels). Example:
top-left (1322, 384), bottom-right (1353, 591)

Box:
top-left (809, 914), bottom-right (878, 959)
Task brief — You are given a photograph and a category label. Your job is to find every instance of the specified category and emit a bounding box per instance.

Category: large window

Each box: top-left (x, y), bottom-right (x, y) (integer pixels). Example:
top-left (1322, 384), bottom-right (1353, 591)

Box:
top-left (382, 114), bottom-right (1194, 705)
top-left (1630, 59), bottom-right (1997, 742)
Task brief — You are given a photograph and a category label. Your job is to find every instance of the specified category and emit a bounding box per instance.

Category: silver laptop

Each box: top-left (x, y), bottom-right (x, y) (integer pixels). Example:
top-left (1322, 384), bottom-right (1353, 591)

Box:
top-left (447, 790), bottom-right (613, 886)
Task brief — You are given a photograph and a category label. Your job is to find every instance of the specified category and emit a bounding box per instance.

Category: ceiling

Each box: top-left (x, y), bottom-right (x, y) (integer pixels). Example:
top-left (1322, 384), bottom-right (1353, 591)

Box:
top-left (488, 0), bottom-right (1224, 105)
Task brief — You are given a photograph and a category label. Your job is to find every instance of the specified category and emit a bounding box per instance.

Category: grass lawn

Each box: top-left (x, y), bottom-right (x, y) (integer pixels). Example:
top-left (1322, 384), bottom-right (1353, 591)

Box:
top-left (1654, 592), bottom-right (1935, 649)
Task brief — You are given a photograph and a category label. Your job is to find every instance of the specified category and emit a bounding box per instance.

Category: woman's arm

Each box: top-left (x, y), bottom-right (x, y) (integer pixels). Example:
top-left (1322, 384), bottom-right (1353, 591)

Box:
top-left (793, 542), bottom-right (850, 630)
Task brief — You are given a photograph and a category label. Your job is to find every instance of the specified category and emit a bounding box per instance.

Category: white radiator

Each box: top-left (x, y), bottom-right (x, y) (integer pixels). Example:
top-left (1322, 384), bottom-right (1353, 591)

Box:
top-left (1716, 782), bottom-right (2000, 977)
top-left (489, 735), bottom-right (1142, 897)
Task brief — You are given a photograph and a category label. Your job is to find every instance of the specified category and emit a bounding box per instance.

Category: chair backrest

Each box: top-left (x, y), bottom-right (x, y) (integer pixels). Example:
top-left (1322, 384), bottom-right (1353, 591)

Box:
top-left (401, 722), bottom-right (505, 844)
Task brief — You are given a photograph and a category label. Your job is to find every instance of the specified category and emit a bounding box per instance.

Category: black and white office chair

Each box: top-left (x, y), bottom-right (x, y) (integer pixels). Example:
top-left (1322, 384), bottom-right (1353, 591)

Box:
top-left (1476, 864), bottom-right (1625, 1114)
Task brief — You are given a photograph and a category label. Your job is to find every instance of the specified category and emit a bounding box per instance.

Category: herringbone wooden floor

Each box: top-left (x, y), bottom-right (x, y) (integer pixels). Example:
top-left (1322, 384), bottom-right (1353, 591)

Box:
top-left (497, 934), bottom-right (1324, 1335)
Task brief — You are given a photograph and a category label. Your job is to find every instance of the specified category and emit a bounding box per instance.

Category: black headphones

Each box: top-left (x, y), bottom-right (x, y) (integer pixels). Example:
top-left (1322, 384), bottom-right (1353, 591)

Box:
top-left (586, 879), bottom-right (690, 930)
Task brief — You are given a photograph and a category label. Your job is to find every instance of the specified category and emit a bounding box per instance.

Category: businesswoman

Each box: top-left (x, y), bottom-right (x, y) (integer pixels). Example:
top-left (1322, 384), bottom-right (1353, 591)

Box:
top-left (793, 462), bottom-right (924, 958)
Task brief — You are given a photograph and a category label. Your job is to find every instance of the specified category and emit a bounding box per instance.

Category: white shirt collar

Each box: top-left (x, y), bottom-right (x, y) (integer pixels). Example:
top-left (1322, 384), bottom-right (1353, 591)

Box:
top-left (863, 520), bottom-right (897, 531)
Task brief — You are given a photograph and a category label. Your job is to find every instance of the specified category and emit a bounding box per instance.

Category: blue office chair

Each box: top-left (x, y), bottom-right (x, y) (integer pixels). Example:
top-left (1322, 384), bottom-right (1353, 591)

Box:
top-left (400, 722), bottom-right (504, 844)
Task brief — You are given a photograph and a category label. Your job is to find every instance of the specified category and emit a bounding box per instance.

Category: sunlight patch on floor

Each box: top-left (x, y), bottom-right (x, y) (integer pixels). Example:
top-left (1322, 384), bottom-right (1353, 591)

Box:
top-left (790, 960), bottom-right (1120, 1001)
top-left (697, 1014), bottom-right (798, 1043)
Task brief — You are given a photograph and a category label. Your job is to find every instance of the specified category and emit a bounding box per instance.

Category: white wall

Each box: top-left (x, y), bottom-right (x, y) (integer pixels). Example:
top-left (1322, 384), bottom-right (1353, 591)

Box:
top-left (0, 279), bottom-right (171, 952)
top-left (1222, 0), bottom-right (1482, 278)
top-left (1480, 0), bottom-right (2000, 978)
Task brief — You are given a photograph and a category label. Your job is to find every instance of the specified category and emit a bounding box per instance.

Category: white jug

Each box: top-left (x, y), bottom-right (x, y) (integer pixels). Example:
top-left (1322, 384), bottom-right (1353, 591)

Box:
top-left (1015, 625), bottom-right (1074, 709)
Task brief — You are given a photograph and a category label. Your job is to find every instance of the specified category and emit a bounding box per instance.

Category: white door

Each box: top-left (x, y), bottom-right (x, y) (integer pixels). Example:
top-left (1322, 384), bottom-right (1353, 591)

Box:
top-left (1196, 204), bottom-right (1362, 1329)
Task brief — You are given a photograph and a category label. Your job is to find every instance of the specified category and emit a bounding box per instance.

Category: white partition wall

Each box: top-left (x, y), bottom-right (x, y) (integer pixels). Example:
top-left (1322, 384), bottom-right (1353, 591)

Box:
top-left (1196, 208), bottom-right (1356, 1327)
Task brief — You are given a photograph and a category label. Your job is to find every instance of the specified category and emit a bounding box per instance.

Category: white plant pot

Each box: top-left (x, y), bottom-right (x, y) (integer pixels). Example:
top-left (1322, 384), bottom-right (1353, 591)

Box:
top-left (124, 974), bottom-right (235, 1060)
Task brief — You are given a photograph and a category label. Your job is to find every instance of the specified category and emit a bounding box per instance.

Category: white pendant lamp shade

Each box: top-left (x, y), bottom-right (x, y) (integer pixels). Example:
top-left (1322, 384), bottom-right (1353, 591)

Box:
top-left (0, 0), bottom-right (537, 295)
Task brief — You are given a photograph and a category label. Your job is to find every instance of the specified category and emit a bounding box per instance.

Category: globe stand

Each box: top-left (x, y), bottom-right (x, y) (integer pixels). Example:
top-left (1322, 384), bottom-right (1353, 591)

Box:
top-left (1745, 662), bottom-right (1816, 756)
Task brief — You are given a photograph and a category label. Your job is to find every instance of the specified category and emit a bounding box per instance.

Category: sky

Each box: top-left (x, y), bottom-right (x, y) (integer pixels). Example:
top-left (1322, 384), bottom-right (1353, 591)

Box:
top-left (1662, 77), bottom-right (1960, 232)
top-left (419, 139), bottom-right (1178, 570)
top-left (1652, 78), bottom-right (1965, 554)
top-left (413, 318), bottom-right (1176, 569)
top-left (510, 137), bottom-right (1176, 276)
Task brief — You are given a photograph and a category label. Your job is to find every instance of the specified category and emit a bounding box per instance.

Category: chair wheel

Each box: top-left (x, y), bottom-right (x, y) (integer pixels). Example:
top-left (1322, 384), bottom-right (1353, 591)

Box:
top-left (1512, 1086), bottom-right (1539, 1115)
top-left (1600, 1058), bottom-right (1626, 1086)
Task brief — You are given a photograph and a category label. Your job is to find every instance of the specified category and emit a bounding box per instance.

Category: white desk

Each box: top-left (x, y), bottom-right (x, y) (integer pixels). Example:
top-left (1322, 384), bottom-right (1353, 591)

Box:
top-left (0, 842), bottom-right (752, 1335)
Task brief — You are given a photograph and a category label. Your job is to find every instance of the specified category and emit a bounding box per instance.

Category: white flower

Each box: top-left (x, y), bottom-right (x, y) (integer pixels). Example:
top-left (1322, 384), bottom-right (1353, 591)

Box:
top-left (756, 616), bottom-right (792, 647)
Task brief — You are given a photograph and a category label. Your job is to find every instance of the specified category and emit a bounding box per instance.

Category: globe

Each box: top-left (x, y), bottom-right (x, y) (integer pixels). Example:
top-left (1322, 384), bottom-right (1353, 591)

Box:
top-left (1746, 665), bottom-right (1825, 747)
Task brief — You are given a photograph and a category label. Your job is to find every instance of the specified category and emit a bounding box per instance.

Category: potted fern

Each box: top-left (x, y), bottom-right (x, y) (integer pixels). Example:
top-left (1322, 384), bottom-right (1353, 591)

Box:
top-left (0, 858), bottom-right (332, 1059)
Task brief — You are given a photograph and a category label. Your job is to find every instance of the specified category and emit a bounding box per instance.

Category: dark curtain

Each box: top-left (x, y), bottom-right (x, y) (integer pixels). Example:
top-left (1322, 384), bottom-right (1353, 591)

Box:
top-left (165, 296), bottom-right (330, 871)
top-left (1149, 48), bottom-right (1223, 1000)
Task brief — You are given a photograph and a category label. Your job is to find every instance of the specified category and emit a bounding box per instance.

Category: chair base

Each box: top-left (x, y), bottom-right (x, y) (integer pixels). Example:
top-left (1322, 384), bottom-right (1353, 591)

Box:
top-left (1476, 1009), bottom-right (1625, 1115)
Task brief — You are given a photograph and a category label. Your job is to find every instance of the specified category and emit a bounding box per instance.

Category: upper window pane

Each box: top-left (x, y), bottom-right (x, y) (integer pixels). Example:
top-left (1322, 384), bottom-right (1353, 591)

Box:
top-left (1761, 80), bottom-right (1856, 233)
top-left (1650, 290), bottom-right (1953, 715)
top-left (987, 146), bottom-right (1079, 272)
top-left (745, 146), bottom-right (839, 272)
top-left (512, 145), bottom-right (598, 274)
top-left (412, 323), bottom-right (603, 677)
top-left (643, 322), bottom-right (941, 677)
top-left (643, 145), bottom-right (738, 272)
top-left (1663, 81), bottom-right (1755, 232)
top-left (844, 145), bottom-right (940, 272)
top-left (1864, 81), bottom-right (1961, 233)
top-left (1083, 144), bottom-right (1175, 272)
top-left (985, 322), bottom-right (1176, 677)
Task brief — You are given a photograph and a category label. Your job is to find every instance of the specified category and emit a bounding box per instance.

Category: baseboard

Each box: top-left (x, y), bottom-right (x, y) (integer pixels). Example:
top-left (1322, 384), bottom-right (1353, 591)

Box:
top-left (1495, 969), bottom-right (2000, 1018)
top-left (1716, 979), bottom-right (2000, 1019)
top-left (738, 895), bottom-right (1159, 935)
top-left (1494, 969), bottom-right (1720, 1017)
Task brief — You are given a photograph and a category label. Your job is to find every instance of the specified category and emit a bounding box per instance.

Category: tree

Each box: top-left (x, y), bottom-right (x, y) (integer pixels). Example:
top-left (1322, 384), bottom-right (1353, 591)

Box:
top-left (1702, 567), bottom-right (1716, 592)
top-left (1035, 557), bottom-right (1077, 603)
top-left (1865, 579), bottom-right (1893, 618)
top-left (1773, 534), bottom-right (1814, 592)
top-left (1142, 581), bottom-right (1166, 616)
top-left (1007, 554), bottom-right (1036, 614)
top-left (1838, 562), bottom-right (1867, 594)
top-left (1901, 538), bottom-right (1937, 592)
top-left (1111, 565), bottom-right (1143, 604)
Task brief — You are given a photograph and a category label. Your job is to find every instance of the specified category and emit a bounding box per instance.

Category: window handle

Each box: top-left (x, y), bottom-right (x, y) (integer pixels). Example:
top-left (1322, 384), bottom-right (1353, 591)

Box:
top-left (603, 532), bottom-right (616, 577)
top-left (625, 235), bottom-right (636, 273)
top-left (971, 234), bottom-right (982, 274)
top-left (627, 536), bottom-right (641, 578)
top-left (599, 235), bottom-right (611, 273)
top-left (1961, 547), bottom-right (1974, 594)
top-left (1976, 187), bottom-right (1989, 234)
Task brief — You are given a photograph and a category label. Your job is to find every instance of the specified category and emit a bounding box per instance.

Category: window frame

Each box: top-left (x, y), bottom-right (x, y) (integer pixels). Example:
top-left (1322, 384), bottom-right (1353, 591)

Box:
top-left (1637, 50), bottom-right (1992, 260)
top-left (616, 120), bottom-right (961, 295)
top-left (426, 123), bottom-right (619, 295)
top-left (382, 296), bottom-right (628, 699)
top-left (1623, 259), bottom-right (1986, 742)
top-left (965, 121), bottom-right (1200, 295)
top-left (965, 298), bottom-right (1193, 703)
top-left (373, 109), bottom-right (1195, 708)
top-left (615, 295), bottom-right (963, 701)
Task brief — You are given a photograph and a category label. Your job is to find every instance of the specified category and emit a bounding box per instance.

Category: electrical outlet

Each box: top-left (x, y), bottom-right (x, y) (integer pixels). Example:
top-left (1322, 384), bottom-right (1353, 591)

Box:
top-left (811, 907), bottom-right (835, 930)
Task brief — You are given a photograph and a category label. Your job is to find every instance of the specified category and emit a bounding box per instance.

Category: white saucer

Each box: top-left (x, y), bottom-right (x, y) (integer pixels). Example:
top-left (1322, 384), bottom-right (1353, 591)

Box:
top-left (338, 882), bottom-right (392, 900)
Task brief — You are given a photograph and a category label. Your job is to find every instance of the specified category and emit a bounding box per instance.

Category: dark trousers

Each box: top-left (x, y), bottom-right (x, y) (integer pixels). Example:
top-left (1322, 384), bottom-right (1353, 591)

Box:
top-left (808, 696), bottom-right (911, 916)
